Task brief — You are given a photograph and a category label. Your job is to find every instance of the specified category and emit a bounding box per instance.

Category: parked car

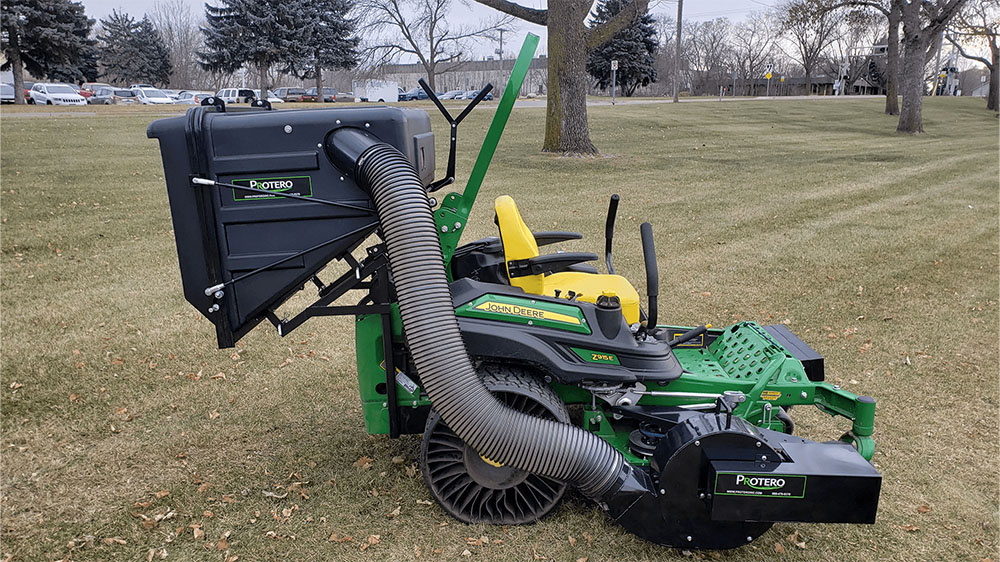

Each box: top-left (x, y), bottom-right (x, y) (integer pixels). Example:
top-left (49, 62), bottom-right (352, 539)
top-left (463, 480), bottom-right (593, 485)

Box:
top-left (273, 87), bottom-right (306, 101)
top-left (133, 87), bottom-right (175, 105)
top-left (466, 89), bottom-right (494, 101)
top-left (174, 90), bottom-right (215, 105)
top-left (336, 91), bottom-right (356, 103)
top-left (253, 89), bottom-right (284, 103)
top-left (216, 88), bottom-right (258, 103)
top-left (399, 87), bottom-right (431, 101)
top-left (1, 83), bottom-right (15, 104)
top-left (302, 87), bottom-right (337, 102)
top-left (23, 81), bottom-right (35, 101)
top-left (88, 87), bottom-right (139, 105)
top-left (160, 89), bottom-right (181, 101)
top-left (128, 83), bottom-right (155, 89)
top-left (27, 83), bottom-right (87, 105)
top-left (81, 82), bottom-right (111, 96)
top-left (440, 90), bottom-right (465, 100)
top-left (66, 84), bottom-right (92, 99)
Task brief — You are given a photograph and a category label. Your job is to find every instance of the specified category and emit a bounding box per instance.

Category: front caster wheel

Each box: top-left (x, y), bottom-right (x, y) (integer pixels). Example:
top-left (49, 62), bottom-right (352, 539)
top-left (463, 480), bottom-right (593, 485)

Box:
top-left (420, 365), bottom-right (568, 524)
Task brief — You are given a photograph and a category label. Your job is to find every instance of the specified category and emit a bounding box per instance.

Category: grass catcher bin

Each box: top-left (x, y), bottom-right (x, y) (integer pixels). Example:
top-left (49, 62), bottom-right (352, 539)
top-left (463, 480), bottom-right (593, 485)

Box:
top-left (148, 106), bottom-right (435, 347)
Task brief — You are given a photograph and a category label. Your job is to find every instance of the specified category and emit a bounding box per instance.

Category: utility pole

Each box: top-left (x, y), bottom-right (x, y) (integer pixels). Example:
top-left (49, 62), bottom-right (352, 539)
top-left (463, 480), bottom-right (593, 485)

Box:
top-left (498, 28), bottom-right (506, 89)
top-left (673, 0), bottom-right (683, 103)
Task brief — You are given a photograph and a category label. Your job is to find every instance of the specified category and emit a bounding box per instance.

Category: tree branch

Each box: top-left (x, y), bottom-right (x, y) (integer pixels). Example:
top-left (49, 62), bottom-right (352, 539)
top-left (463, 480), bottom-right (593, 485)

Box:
top-left (586, 0), bottom-right (651, 50)
top-left (947, 34), bottom-right (993, 68)
top-left (473, 0), bottom-right (546, 26)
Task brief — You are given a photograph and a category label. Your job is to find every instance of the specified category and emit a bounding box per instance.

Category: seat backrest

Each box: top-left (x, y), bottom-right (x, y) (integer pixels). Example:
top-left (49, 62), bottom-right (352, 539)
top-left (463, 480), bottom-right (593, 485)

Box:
top-left (494, 196), bottom-right (543, 294)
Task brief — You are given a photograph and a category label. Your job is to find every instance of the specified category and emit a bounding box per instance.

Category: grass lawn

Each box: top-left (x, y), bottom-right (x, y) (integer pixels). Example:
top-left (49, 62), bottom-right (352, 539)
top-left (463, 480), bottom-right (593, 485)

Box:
top-left (1, 97), bottom-right (997, 562)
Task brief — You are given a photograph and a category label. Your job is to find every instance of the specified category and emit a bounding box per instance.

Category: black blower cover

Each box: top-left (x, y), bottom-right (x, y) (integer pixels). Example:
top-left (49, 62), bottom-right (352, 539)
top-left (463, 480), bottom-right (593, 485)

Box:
top-left (147, 106), bottom-right (435, 347)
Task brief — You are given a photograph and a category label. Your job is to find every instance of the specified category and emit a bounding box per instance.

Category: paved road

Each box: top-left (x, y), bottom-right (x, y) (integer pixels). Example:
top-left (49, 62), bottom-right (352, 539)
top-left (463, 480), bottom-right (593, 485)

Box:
top-left (513, 94), bottom-right (884, 109)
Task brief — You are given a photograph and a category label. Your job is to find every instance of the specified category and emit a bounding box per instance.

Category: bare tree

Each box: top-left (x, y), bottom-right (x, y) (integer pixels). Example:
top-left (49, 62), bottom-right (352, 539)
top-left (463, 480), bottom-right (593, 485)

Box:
top-left (819, 0), bottom-right (901, 113)
top-left (780, 0), bottom-right (844, 94)
top-left (357, 0), bottom-right (514, 91)
top-left (150, 0), bottom-right (208, 88)
top-left (685, 18), bottom-right (731, 95)
top-left (475, 0), bottom-right (650, 154)
top-left (946, 0), bottom-right (999, 110)
top-left (731, 11), bottom-right (777, 95)
top-left (896, 0), bottom-right (968, 133)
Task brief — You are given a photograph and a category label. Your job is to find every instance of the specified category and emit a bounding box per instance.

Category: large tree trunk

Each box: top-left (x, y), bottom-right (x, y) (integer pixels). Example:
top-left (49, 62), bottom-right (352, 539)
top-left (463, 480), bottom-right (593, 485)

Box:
top-left (258, 64), bottom-right (268, 102)
top-left (7, 25), bottom-right (26, 104)
top-left (804, 69), bottom-right (812, 96)
top-left (897, 34), bottom-right (928, 133)
top-left (988, 45), bottom-right (999, 112)
top-left (544, 1), bottom-right (596, 154)
top-left (884, 5), bottom-right (900, 115)
top-left (315, 63), bottom-right (324, 104)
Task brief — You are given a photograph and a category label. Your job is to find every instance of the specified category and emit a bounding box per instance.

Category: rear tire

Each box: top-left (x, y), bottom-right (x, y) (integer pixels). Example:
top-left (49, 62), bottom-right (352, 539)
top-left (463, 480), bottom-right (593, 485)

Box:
top-left (420, 364), bottom-right (569, 525)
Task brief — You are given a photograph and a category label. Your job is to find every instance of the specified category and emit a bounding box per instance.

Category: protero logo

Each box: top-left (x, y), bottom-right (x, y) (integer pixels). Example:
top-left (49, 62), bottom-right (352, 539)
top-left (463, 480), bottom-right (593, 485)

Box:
top-left (249, 179), bottom-right (294, 191)
top-left (735, 474), bottom-right (785, 490)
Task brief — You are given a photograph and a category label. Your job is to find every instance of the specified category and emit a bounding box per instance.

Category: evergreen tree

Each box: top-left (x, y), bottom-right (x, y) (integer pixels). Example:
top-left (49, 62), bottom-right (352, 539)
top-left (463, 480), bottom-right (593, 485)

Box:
top-left (1, 0), bottom-right (96, 102)
top-left (287, 0), bottom-right (359, 102)
top-left (200, 0), bottom-right (311, 94)
top-left (586, 0), bottom-right (658, 97)
top-left (98, 11), bottom-right (172, 86)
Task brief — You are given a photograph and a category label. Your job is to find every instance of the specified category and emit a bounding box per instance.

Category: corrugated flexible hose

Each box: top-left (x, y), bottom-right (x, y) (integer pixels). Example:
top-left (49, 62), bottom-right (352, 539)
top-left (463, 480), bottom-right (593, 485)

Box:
top-left (330, 128), bottom-right (638, 500)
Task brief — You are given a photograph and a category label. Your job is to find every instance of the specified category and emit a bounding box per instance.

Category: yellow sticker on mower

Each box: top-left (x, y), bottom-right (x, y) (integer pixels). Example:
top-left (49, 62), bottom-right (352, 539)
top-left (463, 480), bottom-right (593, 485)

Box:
top-left (474, 301), bottom-right (582, 325)
top-left (760, 390), bottom-right (782, 401)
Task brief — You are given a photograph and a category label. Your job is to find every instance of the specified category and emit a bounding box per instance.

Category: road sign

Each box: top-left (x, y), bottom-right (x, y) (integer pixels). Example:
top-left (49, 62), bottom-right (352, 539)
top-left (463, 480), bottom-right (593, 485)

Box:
top-left (765, 72), bottom-right (772, 80)
top-left (611, 60), bottom-right (619, 71)
top-left (780, 76), bottom-right (785, 82)
top-left (765, 63), bottom-right (773, 73)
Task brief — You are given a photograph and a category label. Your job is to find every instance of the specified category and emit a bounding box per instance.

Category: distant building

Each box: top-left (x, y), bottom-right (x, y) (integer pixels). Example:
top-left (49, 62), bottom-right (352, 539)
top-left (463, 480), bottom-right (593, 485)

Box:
top-left (377, 56), bottom-right (549, 96)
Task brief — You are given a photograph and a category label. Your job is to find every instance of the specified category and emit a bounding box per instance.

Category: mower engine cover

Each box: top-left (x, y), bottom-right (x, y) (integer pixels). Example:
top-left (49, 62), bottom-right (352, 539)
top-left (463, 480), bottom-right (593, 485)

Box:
top-left (147, 106), bottom-right (435, 347)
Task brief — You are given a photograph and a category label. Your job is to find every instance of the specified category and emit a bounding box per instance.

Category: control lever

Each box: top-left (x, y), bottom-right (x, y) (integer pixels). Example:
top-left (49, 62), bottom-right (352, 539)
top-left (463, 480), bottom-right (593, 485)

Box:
top-left (640, 222), bottom-right (658, 332)
top-left (605, 194), bottom-right (619, 274)
top-left (418, 78), bottom-right (494, 192)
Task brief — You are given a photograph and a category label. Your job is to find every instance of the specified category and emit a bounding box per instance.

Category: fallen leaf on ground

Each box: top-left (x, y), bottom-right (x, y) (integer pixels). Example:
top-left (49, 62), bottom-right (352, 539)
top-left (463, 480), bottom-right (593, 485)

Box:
top-left (917, 505), bottom-right (931, 514)
top-left (576, 558), bottom-right (589, 562)
top-left (786, 531), bottom-right (806, 549)
top-left (416, 499), bottom-right (433, 505)
top-left (387, 506), bottom-right (401, 519)
top-left (461, 550), bottom-right (471, 557)
top-left (900, 524), bottom-right (919, 532)
top-left (154, 490), bottom-right (170, 499)
top-left (391, 456), bottom-right (405, 464)
top-left (359, 535), bottom-right (380, 552)
top-left (101, 537), bottom-right (126, 545)
top-left (353, 456), bottom-right (373, 469)
top-left (775, 542), bottom-right (785, 554)
top-left (262, 490), bottom-right (287, 499)
top-left (209, 410), bottom-right (221, 420)
top-left (328, 533), bottom-right (353, 543)
top-left (216, 536), bottom-right (229, 550)
top-left (568, 536), bottom-right (576, 547)
top-left (193, 527), bottom-right (205, 540)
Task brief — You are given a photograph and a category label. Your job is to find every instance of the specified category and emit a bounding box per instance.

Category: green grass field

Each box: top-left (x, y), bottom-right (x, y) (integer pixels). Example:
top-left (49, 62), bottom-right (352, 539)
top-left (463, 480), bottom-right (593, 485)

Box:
top-left (1, 97), bottom-right (997, 562)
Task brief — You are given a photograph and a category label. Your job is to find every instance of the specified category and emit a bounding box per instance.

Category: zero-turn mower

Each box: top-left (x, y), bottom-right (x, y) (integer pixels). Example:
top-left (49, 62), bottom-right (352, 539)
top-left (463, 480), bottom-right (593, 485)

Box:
top-left (148, 34), bottom-right (880, 549)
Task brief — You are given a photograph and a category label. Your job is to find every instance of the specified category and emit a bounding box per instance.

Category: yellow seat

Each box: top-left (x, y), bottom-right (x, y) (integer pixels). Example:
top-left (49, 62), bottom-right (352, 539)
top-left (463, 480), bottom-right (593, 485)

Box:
top-left (494, 195), bottom-right (641, 325)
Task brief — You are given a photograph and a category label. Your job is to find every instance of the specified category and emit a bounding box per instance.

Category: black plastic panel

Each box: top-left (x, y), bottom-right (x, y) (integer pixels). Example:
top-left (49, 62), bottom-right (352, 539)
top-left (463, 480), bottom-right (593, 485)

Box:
top-left (147, 106), bottom-right (434, 347)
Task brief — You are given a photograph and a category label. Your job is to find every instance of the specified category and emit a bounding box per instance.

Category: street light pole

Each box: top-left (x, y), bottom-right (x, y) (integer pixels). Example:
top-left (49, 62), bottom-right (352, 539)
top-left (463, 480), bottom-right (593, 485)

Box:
top-left (673, 0), bottom-right (683, 103)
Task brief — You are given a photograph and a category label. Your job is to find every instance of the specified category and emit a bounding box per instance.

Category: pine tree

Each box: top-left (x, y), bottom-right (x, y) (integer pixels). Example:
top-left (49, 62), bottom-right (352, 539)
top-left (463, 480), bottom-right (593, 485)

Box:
top-left (200, 0), bottom-right (311, 94)
top-left (98, 11), bottom-right (173, 86)
top-left (586, 0), bottom-right (658, 97)
top-left (287, 0), bottom-right (359, 102)
top-left (1, 0), bottom-right (96, 102)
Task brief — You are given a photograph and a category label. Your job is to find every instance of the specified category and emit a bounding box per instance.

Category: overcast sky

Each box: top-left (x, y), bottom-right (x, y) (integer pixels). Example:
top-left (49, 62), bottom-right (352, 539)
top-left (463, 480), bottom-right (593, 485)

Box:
top-left (77, 0), bottom-right (778, 58)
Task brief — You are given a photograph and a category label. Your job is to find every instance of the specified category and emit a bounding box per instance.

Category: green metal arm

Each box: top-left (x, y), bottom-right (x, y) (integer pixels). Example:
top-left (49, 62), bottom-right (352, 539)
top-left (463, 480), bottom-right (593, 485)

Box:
top-left (434, 33), bottom-right (540, 273)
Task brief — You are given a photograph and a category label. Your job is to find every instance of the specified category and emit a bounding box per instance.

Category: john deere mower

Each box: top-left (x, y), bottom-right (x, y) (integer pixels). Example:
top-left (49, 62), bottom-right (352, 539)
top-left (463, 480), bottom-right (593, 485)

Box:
top-left (147, 35), bottom-right (880, 549)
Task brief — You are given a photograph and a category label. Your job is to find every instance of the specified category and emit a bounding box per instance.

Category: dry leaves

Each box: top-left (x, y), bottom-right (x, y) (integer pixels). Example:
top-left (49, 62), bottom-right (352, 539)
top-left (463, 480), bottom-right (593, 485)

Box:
top-left (775, 542), bottom-right (786, 554)
top-left (328, 533), bottom-right (353, 543)
top-left (900, 524), bottom-right (920, 532)
top-left (353, 456), bottom-right (373, 469)
top-left (917, 505), bottom-right (931, 514)
top-left (208, 410), bottom-right (221, 420)
top-left (386, 505), bottom-right (401, 519)
top-left (154, 490), bottom-right (170, 499)
top-left (101, 537), bottom-right (126, 545)
top-left (786, 531), bottom-right (806, 549)
top-left (359, 534), bottom-right (380, 552)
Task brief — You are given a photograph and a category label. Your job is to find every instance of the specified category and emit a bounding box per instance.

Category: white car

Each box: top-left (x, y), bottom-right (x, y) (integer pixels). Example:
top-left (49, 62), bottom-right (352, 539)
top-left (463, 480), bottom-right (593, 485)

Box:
top-left (215, 88), bottom-right (283, 104)
top-left (28, 83), bottom-right (87, 105)
top-left (133, 87), bottom-right (175, 105)
top-left (1, 83), bottom-right (14, 104)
